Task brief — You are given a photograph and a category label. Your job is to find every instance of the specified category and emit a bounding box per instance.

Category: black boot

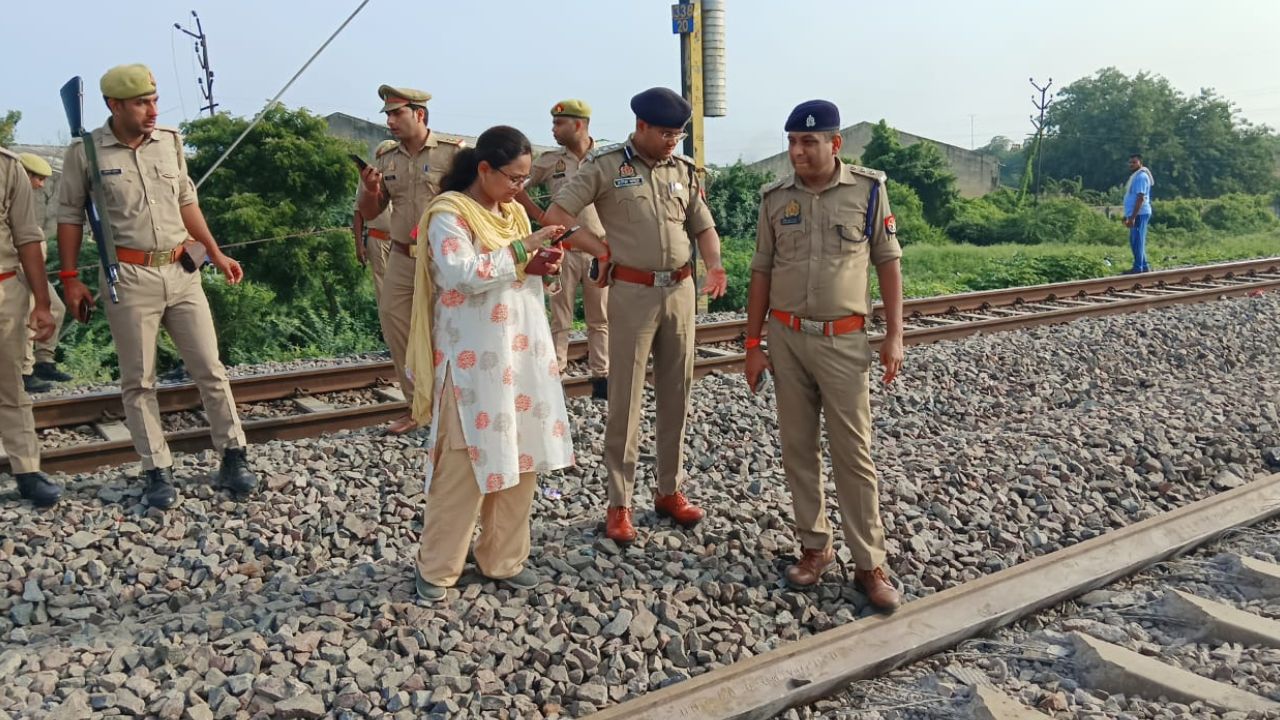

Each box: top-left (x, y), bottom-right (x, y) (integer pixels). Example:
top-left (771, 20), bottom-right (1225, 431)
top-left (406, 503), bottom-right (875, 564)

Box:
top-left (16, 472), bottom-right (62, 507)
top-left (32, 361), bottom-right (73, 383)
top-left (143, 467), bottom-right (178, 509)
top-left (218, 447), bottom-right (258, 496)
top-left (591, 376), bottom-right (608, 401)
top-left (23, 374), bottom-right (52, 394)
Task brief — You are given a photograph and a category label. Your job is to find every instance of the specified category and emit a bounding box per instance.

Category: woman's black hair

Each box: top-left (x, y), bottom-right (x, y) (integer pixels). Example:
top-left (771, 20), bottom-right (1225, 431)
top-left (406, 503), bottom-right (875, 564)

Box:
top-left (441, 125), bottom-right (532, 193)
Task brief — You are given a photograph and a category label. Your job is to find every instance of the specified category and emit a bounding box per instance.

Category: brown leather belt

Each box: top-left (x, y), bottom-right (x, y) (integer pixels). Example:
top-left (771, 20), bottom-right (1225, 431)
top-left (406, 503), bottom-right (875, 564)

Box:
top-left (771, 309), bottom-right (866, 336)
top-left (367, 228), bottom-right (390, 241)
top-left (116, 245), bottom-right (185, 267)
top-left (392, 240), bottom-right (418, 258)
top-left (611, 262), bottom-right (692, 287)
top-left (0, 271), bottom-right (15, 283)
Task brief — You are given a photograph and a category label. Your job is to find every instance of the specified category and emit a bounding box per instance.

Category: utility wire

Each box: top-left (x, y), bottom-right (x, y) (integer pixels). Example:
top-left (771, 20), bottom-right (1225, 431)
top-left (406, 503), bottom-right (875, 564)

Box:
top-left (194, 0), bottom-right (373, 189)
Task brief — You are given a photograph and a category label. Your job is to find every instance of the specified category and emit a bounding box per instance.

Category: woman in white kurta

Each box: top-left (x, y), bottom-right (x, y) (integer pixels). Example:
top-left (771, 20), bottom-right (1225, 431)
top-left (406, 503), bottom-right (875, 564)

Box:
top-left (407, 125), bottom-right (575, 601)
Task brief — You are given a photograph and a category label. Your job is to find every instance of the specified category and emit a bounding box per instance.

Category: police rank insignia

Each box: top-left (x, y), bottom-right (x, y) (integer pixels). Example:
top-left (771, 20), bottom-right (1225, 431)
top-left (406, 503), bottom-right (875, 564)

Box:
top-left (554, 159), bottom-right (566, 174)
top-left (613, 162), bottom-right (643, 188)
top-left (780, 199), bottom-right (802, 225)
top-left (884, 214), bottom-right (897, 235)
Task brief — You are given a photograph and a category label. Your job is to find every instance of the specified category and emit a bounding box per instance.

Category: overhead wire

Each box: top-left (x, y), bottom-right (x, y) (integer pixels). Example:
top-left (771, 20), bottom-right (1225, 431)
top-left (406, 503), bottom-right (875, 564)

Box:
top-left (194, 0), bottom-right (373, 189)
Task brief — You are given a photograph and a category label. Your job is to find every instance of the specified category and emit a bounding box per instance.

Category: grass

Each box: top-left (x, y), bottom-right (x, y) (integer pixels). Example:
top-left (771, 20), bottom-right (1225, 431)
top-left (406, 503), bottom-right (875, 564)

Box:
top-left (891, 229), bottom-right (1280, 299)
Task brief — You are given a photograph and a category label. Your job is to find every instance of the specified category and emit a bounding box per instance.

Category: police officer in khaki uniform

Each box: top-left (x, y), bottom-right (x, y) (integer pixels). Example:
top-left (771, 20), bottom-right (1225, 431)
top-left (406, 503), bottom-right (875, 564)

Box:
top-left (543, 88), bottom-right (728, 543)
top-left (357, 86), bottom-right (464, 435)
top-left (17, 153), bottom-right (71, 390)
top-left (1, 146), bottom-right (61, 506)
top-left (515, 99), bottom-right (609, 399)
top-left (56, 64), bottom-right (258, 509)
top-left (352, 143), bottom-right (394, 307)
top-left (744, 101), bottom-right (904, 611)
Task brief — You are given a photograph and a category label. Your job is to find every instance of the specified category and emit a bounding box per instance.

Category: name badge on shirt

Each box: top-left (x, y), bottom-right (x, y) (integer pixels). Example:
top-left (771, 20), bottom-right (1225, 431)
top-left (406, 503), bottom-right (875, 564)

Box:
top-left (384, 174), bottom-right (397, 181)
top-left (613, 177), bottom-right (644, 188)
top-left (100, 168), bottom-right (123, 176)
top-left (552, 172), bottom-right (566, 179)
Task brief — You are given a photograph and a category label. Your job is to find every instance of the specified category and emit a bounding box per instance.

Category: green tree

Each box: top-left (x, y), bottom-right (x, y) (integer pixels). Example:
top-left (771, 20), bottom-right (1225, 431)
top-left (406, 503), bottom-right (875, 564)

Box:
top-left (0, 110), bottom-right (20, 146)
top-left (180, 106), bottom-right (380, 361)
top-left (977, 135), bottom-right (1025, 187)
top-left (1040, 68), bottom-right (1278, 198)
top-left (858, 120), bottom-right (960, 226)
top-left (704, 161), bottom-right (773, 241)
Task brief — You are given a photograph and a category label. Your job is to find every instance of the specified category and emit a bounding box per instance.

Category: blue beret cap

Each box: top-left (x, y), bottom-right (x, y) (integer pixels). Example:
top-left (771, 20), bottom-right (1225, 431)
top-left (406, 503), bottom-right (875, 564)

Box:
top-left (785, 100), bottom-right (841, 133)
top-left (630, 87), bottom-right (692, 128)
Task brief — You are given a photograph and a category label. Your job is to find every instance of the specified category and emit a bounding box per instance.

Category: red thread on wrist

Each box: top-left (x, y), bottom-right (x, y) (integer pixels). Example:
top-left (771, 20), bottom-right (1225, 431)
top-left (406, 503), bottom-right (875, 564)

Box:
top-left (745, 337), bottom-right (762, 350)
top-left (58, 270), bottom-right (80, 280)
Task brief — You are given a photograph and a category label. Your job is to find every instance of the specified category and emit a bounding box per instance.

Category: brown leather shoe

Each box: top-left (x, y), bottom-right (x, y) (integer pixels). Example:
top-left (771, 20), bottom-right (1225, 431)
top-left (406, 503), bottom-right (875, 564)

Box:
top-left (606, 506), bottom-right (637, 543)
top-left (855, 566), bottom-right (901, 611)
top-left (786, 547), bottom-right (835, 587)
top-left (387, 414), bottom-right (419, 435)
top-left (654, 492), bottom-right (705, 527)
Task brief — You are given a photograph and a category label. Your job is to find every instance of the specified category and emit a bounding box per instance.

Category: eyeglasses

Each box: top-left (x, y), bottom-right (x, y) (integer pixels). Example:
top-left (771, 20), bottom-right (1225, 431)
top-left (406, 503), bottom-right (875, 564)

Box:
top-left (496, 167), bottom-right (531, 187)
top-left (658, 129), bottom-right (688, 143)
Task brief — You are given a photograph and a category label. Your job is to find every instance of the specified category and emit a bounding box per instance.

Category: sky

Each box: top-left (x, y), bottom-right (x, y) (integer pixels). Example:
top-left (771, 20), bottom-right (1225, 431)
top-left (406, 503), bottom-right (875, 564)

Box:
top-left (6, 0), bottom-right (1280, 165)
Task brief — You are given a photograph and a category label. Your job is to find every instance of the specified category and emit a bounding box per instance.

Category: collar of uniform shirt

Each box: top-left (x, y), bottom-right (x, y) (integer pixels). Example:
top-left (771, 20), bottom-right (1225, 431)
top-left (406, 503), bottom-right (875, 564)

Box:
top-left (796, 160), bottom-right (857, 194)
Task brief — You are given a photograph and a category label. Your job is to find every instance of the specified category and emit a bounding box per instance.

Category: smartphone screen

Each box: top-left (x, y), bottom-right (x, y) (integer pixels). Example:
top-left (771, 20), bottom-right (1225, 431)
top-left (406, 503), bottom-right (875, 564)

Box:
top-left (552, 225), bottom-right (581, 246)
top-left (349, 153), bottom-right (369, 170)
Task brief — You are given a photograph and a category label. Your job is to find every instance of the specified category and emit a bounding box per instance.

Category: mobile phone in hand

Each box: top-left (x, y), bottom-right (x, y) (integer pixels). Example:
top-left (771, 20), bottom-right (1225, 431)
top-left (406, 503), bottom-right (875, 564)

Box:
top-left (349, 153), bottom-right (369, 170)
top-left (552, 225), bottom-right (581, 246)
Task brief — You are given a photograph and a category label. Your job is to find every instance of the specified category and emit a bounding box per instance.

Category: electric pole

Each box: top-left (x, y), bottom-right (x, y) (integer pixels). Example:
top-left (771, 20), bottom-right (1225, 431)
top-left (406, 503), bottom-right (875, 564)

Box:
top-left (1028, 77), bottom-right (1053, 202)
top-left (175, 11), bottom-right (218, 116)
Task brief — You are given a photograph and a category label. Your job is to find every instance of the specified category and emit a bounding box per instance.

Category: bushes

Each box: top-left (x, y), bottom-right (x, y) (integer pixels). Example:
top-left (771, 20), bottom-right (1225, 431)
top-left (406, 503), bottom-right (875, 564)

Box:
top-left (1201, 193), bottom-right (1279, 233)
top-left (946, 195), bottom-right (1126, 247)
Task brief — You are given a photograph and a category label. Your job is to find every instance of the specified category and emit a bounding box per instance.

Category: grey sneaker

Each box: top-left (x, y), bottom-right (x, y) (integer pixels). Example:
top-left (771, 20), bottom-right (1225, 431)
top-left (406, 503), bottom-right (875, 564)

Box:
top-left (488, 567), bottom-right (540, 591)
top-left (415, 574), bottom-right (446, 603)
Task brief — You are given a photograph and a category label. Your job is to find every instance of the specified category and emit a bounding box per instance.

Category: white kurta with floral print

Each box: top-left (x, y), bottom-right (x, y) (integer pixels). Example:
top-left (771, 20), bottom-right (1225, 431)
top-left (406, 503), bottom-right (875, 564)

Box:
top-left (424, 211), bottom-right (575, 494)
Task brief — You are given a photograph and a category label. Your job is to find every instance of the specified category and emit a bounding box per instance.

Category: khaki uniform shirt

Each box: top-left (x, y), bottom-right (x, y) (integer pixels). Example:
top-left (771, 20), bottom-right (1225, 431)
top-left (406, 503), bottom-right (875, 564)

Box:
top-left (529, 139), bottom-right (605, 239)
top-left (751, 161), bottom-right (902, 319)
top-left (354, 196), bottom-right (392, 232)
top-left (56, 122), bottom-right (196, 251)
top-left (553, 136), bottom-right (714, 271)
top-left (1, 147), bottom-right (44, 272)
top-left (372, 133), bottom-right (463, 243)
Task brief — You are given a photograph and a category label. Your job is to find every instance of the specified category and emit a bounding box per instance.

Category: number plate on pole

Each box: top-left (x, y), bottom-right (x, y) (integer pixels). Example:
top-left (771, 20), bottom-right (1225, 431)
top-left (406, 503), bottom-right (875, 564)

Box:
top-left (671, 3), bottom-right (696, 34)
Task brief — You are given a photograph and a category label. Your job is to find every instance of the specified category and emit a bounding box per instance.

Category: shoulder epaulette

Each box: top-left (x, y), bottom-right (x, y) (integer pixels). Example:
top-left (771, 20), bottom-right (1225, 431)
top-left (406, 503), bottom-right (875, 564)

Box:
top-left (376, 141), bottom-right (400, 158)
top-left (588, 142), bottom-right (625, 162)
top-left (153, 125), bottom-right (182, 136)
top-left (0, 147), bottom-right (18, 161)
top-left (846, 164), bottom-right (887, 182)
top-left (439, 136), bottom-right (466, 147)
top-left (759, 176), bottom-right (791, 197)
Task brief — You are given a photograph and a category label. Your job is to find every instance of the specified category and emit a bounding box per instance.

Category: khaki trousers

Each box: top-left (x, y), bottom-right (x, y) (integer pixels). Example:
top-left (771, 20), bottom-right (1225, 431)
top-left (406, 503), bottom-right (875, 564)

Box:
top-left (367, 236), bottom-right (392, 308)
top-left (379, 250), bottom-right (415, 398)
top-left (604, 277), bottom-right (695, 507)
top-left (102, 263), bottom-right (245, 471)
top-left (21, 273), bottom-right (65, 373)
top-left (550, 250), bottom-right (608, 377)
top-left (768, 316), bottom-right (887, 570)
top-left (0, 274), bottom-right (40, 473)
top-left (415, 370), bottom-right (536, 586)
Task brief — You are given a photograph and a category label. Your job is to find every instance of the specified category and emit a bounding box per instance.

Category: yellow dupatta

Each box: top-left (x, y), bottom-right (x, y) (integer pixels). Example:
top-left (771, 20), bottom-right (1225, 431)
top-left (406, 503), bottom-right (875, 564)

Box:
top-left (406, 190), bottom-right (532, 424)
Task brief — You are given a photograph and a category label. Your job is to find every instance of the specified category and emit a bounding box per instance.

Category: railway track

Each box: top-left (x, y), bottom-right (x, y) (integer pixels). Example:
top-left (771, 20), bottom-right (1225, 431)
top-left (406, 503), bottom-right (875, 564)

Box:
top-left (587, 472), bottom-right (1280, 720)
top-left (6, 256), bottom-right (1277, 476)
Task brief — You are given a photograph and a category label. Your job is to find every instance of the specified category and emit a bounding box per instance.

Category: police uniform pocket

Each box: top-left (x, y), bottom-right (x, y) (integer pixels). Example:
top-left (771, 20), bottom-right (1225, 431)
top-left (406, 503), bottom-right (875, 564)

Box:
top-left (154, 163), bottom-right (180, 196)
top-left (620, 193), bottom-right (652, 224)
top-left (100, 166), bottom-right (137, 206)
top-left (775, 226), bottom-right (807, 261)
top-left (663, 188), bottom-right (689, 224)
top-left (825, 221), bottom-right (869, 257)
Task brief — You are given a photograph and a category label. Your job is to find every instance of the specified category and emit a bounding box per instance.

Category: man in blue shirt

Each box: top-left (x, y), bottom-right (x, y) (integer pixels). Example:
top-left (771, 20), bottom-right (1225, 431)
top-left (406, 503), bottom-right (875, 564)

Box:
top-left (1123, 153), bottom-right (1154, 273)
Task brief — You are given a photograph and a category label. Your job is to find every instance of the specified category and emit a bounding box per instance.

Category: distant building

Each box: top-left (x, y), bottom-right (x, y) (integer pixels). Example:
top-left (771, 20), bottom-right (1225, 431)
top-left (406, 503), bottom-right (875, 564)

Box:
top-left (747, 121), bottom-right (1001, 198)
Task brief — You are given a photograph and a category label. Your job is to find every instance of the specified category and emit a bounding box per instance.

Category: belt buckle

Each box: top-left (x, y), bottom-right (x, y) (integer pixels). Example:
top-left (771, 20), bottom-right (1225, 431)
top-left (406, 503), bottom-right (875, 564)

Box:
top-left (651, 270), bottom-right (674, 287)
top-left (150, 250), bottom-right (169, 267)
top-left (799, 318), bottom-right (825, 335)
